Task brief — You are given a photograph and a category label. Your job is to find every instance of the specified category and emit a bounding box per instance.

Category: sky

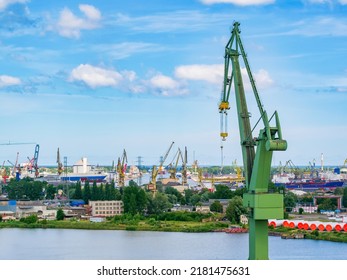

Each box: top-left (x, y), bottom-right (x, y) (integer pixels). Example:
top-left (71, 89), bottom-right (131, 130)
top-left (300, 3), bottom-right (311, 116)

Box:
top-left (0, 0), bottom-right (347, 169)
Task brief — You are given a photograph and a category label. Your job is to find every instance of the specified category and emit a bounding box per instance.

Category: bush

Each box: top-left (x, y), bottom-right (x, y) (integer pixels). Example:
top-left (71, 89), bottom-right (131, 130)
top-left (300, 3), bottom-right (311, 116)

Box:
top-left (20, 215), bottom-right (38, 224)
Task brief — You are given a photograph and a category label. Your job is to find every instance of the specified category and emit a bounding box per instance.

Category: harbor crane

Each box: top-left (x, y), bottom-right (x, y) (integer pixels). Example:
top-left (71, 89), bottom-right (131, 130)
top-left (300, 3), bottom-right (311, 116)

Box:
top-left (158, 141), bottom-right (175, 175)
top-left (168, 148), bottom-right (183, 180)
top-left (29, 144), bottom-right (40, 177)
top-left (8, 152), bottom-right (21, 180)
top-left (181, 146), bottom-right (188, 185)
top-left (117, 149), bottom-right (128, 187)
top-left (148, 141), bottom-right (175, 193)
top-left (57, 148), bottom-right (63, 175)
top-left (219, 22), bottom-right (287, 259)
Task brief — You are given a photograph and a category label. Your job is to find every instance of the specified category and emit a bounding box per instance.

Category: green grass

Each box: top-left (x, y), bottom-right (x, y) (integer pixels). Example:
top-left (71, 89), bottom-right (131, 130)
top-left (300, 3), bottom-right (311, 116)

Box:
top-left (0, 219), bottom-right (229, 233)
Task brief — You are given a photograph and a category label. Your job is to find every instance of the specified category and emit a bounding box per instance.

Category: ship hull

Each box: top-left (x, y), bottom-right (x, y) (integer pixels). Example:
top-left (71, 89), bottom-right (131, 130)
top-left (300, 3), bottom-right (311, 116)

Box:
top-left (275, 180), bottom-right (344, 190)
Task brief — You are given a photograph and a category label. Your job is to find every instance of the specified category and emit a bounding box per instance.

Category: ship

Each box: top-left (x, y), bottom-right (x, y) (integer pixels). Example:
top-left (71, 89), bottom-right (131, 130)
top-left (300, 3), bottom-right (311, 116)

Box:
top-left (60, 157), bottom-right (107, 183)
top-left (274, 178), bottom-right (344, 190)
top-left (272, 171), bottom-right (345, 190)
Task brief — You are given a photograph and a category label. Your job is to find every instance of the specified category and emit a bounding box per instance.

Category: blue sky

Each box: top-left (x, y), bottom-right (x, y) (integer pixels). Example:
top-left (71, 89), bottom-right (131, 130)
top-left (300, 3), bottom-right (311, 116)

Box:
top-left (0, 0), bottom-right (346, 169)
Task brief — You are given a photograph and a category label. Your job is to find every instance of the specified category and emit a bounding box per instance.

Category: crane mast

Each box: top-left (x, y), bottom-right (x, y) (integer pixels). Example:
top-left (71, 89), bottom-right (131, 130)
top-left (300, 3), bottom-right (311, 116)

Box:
top-left (57, 148), bottom-right (63, 175)
top-left (220, 22), bottom-right (287, 260)
top-left (117, 149), bottom-right (128, 187)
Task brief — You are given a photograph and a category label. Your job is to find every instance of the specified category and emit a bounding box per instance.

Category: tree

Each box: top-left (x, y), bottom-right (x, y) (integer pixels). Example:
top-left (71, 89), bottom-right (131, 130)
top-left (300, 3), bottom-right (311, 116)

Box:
top-left (91, 181), bottom-right (99, 200)
top-left (284, 192), bottom-right (297, 212)
top-left (318, 198), bottom-right (336, 212)
top-left (128, 193), bottom-right (137, 215)
top-left (122, 184), bottom-right (147, 215)
top-left (83, 181), bottom-right (91, 204)
top-left (343, 187), bottom-right (347, 208)
top-left (210, 200), bottom-right (223, 213)
top-left (45, 185), bottom-right (56, 199)
top-left (184, 189), bottom-right (193, 205)
top-left (73, 181), bottom-right (83, 200)
top-left (147, 192), bottom-right (172, 215)
top-left (56, 208), bottom-right (65, 221)
top-left (225, 196), bottom-right (247, 224)
top-left (137, 189), bottom-right (147, 214)
top-left (211, 185), bottom-right (233, 199)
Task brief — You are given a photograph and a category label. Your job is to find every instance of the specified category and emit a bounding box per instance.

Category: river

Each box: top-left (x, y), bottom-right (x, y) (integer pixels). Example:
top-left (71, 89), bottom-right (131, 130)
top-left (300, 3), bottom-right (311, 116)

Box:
top-left (1, 228), bottom-right (347, 260)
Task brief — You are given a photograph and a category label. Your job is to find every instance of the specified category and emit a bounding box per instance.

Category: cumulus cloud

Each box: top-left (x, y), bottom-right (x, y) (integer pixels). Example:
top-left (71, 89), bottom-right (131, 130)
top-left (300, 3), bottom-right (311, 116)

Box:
top-left (175, 64), bottom-right (224, 84)
top-left (200, 0), bottom-right (275, 5)
top-left (250, 69), bottom-right (274, 89)
top-left (0, 0), bottom-right (28, 11)
top-left (149, 74), bottom-right (188, 96)
top-left (69, 64), bottom-right (124, 88)
top-left (174, 63), bottom-right (273, 91)
top-left (57, 4), bottom-right (101, 38)
top-left (0, 75), bottom-right (21, 87)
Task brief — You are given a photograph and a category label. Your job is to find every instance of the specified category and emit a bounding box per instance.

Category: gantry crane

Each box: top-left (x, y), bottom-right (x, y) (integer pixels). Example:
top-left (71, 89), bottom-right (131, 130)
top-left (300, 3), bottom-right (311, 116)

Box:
top-left (117, 149), bottom-right (128, 187)
top-left (219, 22), bottom-right (287, 260)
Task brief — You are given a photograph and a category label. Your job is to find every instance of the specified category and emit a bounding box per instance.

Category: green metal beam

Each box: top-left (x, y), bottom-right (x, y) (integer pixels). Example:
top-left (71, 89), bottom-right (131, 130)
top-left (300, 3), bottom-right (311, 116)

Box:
top-left (219, 22), bottom-right (287, 260)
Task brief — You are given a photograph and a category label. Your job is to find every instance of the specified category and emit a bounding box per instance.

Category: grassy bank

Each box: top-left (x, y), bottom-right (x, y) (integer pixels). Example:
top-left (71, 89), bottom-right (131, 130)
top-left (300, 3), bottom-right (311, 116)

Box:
top-left (269, 226), bottom-right (347, 243)
top-left (0, 219), bottom-right (229, 232)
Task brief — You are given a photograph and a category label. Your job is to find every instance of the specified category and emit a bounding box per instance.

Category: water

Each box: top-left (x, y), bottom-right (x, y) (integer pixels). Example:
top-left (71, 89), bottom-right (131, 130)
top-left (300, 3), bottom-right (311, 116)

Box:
top-left (1, 228), bottom-right (347, 260)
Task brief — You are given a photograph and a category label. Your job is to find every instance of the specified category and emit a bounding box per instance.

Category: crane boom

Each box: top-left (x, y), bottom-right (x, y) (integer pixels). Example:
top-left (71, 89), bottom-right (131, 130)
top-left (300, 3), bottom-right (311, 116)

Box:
top-left (220, 22), bottom-right (287, 260)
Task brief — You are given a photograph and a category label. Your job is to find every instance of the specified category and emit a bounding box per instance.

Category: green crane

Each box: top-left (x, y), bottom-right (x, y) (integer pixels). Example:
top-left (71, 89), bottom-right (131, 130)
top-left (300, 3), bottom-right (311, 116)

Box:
top-left (219, 22), bottom-right (287, 260)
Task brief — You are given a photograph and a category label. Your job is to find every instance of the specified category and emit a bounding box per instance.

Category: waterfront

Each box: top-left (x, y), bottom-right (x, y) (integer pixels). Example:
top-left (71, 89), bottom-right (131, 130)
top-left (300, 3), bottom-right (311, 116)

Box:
top-left (1, 228), bottom-right (347, 260)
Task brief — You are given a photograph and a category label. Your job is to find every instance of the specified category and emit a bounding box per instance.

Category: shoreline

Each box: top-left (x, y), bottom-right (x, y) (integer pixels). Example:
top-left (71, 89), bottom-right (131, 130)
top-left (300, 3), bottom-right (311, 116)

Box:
top-left (1, 220), bottom-right (347, 243)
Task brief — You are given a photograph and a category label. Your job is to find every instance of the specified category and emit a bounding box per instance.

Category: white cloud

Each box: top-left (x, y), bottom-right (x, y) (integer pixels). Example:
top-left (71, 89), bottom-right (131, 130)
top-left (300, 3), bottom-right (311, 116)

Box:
top-left (57, 5), bottom-right (101, 38)
top-left (149, 74), bottom-right (188, 96)
top-left (0, 75), bottom-right (21, 87)
top-left (339, 0), bottom-right (347, 4)
top-left (69, 64), bottom-right (123, 88)
top-left (287, 17), bottom-right (347, 37)
top-left (174, 64), bottom-right (273, 90)
top-left (79, 4), bottom-right (101, 20)
top-left (200, 0), bottom-right (275, 5)
top-left (175, 64), bottom-right (223, 84)
top-left (0, 0), bottom-right (28, 11)
top-left (251, 69), bottom-right (274, 89)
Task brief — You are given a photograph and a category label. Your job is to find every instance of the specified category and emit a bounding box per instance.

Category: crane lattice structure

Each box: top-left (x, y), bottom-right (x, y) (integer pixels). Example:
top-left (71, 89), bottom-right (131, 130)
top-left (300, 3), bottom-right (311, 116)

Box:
top-left (219, 22), bottom-right (287, 260)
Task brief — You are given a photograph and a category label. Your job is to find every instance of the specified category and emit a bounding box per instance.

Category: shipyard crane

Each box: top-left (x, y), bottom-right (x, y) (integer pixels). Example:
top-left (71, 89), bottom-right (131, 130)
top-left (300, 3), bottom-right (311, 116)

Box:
top-left (219, 22), bottom-right (287, 260)
top-left (148, 141), bottom-right (175, 193)
top-left (30, 144), bottom-right (40, 177)
top-left (168, 148), bottom-right (183, 179)
top-left (8, 152), bottom-right (21, 180)
top-left (158, 141), bottom-right (175, 175)
top-left (57, 148), bottom-right (63, 175)
top-left (181, 146), bottom-right (188, 185)
top-left (1, 161), bottom-right (8, 183)
top-left (117, 149), bottom-right (128, 187)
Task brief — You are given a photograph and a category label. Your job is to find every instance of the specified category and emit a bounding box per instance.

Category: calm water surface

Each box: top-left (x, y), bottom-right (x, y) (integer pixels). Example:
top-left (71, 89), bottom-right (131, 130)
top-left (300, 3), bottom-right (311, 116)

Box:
top-left (1, 228), bottom-right (346, 260)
